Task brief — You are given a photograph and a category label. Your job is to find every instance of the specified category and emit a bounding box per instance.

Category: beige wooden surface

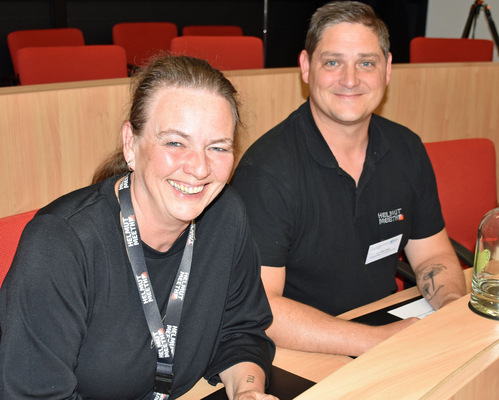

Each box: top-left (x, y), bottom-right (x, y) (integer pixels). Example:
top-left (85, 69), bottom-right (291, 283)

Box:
top-left (178, 269), bottom-right (475, 400)
top-left (177, 347), bottom-right (352, 400)
top-left (2, 62), bottom-right (499, 218)
top-left (180, 268), bottom-right (476, 400)
top-left (295, 294), bottom-right (499, 400)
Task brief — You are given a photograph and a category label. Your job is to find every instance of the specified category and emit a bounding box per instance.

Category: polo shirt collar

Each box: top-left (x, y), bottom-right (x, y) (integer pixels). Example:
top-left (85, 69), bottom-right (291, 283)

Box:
top-left (302, 99), bottom-right (391, 168)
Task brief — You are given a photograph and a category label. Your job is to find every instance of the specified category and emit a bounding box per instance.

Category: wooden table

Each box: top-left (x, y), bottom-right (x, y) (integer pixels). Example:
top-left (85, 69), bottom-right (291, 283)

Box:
top-left (296, 292), bottom-right (499, 399)
top-left (181, 269), bottom-right (499, 400)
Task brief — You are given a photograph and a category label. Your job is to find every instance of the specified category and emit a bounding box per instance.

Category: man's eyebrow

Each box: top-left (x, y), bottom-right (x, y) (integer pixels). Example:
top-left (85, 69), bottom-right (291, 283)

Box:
top-left (358, 52), bottom-right (381, 59)
top-left (318, 52), bottom-right (343, 58)
top-left (318, 51), bottom-right (381, 59)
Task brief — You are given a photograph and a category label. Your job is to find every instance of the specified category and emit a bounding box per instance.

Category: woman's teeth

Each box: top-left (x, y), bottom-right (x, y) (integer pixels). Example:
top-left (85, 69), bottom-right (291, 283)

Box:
top-left (168, 180), bottom-right (204, 194)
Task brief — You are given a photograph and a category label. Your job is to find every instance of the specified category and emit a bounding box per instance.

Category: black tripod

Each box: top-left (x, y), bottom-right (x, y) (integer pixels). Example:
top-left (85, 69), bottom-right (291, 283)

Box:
top-left (462, 0), bottom-right (499, 54)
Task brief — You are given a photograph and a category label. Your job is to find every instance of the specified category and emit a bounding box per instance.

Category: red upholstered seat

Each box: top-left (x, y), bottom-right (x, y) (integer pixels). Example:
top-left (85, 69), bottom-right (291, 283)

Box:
top-left (182, 25), bottom-right (243, 36)
top-left (17, 45), bottom-right (128, 85)
top-left (396, 138), bottom-right (496, 289)
top-left (112, 22), bottom-right (178, 68)
top-left (7, 28), bottom-right (85, 76)
top-left (410, 37), bottom-right (494, 63)
top-left (0, 209), bottom-right (38, 288)
top-left (170, 36), bottom-right (264, 71)
top-left (424, 138), bottom-right (497, 253)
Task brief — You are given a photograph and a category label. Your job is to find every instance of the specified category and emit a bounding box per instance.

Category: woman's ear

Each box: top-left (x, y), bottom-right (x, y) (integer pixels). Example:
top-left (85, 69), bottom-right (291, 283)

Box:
top-left (122, 122), bottom-right (136, 170)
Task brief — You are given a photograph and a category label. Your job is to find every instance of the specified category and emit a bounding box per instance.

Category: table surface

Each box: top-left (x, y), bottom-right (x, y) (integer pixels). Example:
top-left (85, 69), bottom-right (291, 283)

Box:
top-left (179, 269), bottom-right (484, 400)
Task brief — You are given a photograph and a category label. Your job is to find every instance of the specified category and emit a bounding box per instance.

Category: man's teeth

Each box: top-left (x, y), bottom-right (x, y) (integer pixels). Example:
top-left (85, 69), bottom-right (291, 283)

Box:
top-left (168, 180), bottom-right (203, 194)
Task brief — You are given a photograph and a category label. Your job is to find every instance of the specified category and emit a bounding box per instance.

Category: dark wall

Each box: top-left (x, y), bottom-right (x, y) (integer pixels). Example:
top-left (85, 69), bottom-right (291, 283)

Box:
top-left (0, 0), bottom-right (428, 86)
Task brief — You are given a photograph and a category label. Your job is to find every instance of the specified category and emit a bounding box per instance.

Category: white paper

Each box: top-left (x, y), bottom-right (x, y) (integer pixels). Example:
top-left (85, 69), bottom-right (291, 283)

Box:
top-left (365, 234), bottom-right (403, 264)
top-left (388, 298), bottom-right (435, 319)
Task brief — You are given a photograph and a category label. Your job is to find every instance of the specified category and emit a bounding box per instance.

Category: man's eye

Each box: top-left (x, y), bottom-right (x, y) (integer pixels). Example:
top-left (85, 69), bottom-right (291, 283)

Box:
top-left (361, 61), bottom-right (374, 67)
top-left (166, 141), bottom-right (182, 147)
top-left (326, 60), bottom-right (338, 67)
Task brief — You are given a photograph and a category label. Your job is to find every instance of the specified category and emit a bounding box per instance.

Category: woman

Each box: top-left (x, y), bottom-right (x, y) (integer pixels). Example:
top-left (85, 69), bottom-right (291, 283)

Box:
top-left (0, 55), bottom-right (277, 400)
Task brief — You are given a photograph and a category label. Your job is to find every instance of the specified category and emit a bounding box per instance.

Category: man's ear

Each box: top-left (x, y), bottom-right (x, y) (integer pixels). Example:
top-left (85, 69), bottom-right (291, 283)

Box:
top-left (299, 50), bottom-right (311, 84)
top-left (385, 52), bottom-right (393, 86)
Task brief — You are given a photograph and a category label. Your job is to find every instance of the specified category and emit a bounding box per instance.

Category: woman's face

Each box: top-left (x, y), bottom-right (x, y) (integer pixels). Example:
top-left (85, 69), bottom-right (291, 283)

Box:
top-left (123, 86), bottom-right (235, 230)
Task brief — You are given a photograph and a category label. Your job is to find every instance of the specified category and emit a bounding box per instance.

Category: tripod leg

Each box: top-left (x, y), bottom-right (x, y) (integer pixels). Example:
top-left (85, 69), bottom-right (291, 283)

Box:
top-left (463, 3), bottom-right (480, 38)
top-left (484, 6), bottom-right (499, 54)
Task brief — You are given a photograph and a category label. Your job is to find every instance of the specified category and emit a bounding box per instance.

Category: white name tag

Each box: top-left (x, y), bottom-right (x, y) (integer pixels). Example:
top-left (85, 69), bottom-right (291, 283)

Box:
top-left (365, 234), bottom-right (403, 264)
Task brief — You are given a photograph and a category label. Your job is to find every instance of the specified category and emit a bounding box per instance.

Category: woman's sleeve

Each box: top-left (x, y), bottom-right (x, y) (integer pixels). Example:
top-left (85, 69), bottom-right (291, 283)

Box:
top-left (0, 214), bottom-right (88, 400)
top-left (203, 212), bottom-right (275, 386)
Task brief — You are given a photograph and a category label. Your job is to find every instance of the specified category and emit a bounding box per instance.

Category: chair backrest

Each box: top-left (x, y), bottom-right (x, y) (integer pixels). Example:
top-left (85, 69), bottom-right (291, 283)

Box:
top-left (112, 22), bottom-right (178, 68)
top-left (182, 25), bottom-right (243, 36)
top-left (0, 209), bottom-right (38, 288)
top-left (424, 138), bottom-right (497, 252)
top-left (17, 45), bottom-right (128, 85)
top-left (7, 28), bottom-right (85, 75)
top-left (170, 36), bottom-right (264, 70)
top-left (410, 37), bottom-right (494, 63)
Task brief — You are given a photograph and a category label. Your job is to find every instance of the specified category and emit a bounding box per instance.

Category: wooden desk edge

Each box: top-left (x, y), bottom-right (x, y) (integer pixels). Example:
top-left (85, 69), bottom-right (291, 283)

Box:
top-left (179, 268), bottom-right (475, 399)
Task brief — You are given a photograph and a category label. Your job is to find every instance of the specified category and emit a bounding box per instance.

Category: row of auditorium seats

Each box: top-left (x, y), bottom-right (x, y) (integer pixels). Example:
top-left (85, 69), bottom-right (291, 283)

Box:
top-left (6, 25), bottom-right (495, 86)
top-left (7, 24), bottom-right (263, 85)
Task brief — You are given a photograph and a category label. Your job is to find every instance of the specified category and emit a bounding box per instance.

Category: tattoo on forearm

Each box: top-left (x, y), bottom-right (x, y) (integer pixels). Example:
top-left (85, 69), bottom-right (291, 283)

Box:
top-left (418, 264), bottom-right (447, 301)
top-left (246, 375), bottom-right (255, 383)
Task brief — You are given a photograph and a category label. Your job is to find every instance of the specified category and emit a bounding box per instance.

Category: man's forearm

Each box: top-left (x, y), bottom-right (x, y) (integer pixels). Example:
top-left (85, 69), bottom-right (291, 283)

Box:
top-left (415, 255), bottom-right (467, 310)
top-left (266, 294), bottom-right (417, 357)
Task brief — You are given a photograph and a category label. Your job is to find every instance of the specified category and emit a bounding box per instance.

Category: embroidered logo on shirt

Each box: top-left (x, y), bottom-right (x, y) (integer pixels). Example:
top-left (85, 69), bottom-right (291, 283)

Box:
top-left (378, 208), bottom-right (404, 225)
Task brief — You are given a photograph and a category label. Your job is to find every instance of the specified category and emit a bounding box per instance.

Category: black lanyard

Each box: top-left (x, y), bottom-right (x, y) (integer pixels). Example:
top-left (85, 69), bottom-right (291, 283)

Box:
top-left (118, 173), bottom-right (195, 399)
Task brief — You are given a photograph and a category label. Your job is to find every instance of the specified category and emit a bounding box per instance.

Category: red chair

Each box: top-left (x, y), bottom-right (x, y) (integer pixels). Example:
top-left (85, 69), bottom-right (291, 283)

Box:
top-left (170, 36), bottom-right (264, 71)
top-left (182, 25), bottom-right (243, 36)
top-left (397, 138), bottom-right (497, 288)
top-left (112, 22), bottom-right (178, 69)
top-left (0, 209), bottom-right (38, 288)
top-left (425, 138), bottom-right (497, 254)
top-left (17, 45), bottom-right (128, 85)
top-left (7, 28), bottom-right (85, 76)
top-left (410, 37), bottom-right (494, 63)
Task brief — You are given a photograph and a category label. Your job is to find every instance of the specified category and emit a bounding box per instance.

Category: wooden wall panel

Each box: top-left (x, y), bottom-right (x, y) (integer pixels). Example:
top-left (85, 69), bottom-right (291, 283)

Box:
top-left (1, 62), bottom-right (499, 218)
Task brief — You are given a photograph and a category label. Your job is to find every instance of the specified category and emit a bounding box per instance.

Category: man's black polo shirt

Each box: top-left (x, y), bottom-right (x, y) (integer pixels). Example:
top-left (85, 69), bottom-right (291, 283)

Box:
top-left (231, 100), bottom-right (444, 315)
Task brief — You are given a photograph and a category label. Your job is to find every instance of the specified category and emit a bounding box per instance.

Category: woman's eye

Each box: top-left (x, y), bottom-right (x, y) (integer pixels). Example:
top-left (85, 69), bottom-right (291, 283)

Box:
top-left (166, 141), bottom-right (182, 147)
top-left (211, 146), bottom-right (229, 153)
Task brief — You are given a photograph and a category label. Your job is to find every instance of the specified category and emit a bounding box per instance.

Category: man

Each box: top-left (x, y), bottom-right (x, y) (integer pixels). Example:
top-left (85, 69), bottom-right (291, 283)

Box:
top-left (231, 1), bottom-right (466, 357)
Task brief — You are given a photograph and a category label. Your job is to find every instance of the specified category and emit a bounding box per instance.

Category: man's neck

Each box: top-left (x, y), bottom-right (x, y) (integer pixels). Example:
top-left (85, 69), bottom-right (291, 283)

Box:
top-left (313, 114), bottom-right (371, 185)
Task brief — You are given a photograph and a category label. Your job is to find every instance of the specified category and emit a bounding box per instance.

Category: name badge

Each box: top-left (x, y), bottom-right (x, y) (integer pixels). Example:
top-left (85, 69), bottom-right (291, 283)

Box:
top-left (365, 234), bottom-right (403, 264)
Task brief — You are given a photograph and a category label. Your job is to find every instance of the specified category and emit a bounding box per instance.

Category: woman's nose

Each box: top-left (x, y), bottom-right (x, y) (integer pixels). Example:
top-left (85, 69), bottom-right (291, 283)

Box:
top-left (184, 150), bottom-right (210, 179)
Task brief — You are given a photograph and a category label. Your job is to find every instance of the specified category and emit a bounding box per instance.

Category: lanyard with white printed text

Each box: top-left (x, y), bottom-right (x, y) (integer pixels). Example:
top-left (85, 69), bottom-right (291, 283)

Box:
top-left (118, 173), bottom-right (195, 399)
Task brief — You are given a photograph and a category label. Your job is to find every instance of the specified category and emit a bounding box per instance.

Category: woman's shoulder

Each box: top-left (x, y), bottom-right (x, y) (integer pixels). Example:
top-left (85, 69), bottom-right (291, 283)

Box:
top-left (206, 185), bottom-right (246, 216)
top-left (37, 176), bottom-right (119, 222)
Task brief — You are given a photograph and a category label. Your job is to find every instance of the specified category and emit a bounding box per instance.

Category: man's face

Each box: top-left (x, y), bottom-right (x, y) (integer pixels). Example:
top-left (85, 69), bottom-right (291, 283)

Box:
top-left (300, 22), bottom-right (392, 131)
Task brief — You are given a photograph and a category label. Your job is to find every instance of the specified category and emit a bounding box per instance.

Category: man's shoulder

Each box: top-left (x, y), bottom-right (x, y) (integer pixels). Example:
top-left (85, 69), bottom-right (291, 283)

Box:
top-left (371, 114), bottom-right (421, 142)
top-left (237, 103), bottom-right (309, 167)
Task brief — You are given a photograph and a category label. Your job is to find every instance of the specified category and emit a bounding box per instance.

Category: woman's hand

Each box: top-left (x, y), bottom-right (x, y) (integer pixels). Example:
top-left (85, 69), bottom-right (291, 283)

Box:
top-left (219, 362), bottom-right (279, 400)
top-left (233, 390), bottom-right (279, 400)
